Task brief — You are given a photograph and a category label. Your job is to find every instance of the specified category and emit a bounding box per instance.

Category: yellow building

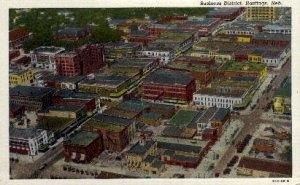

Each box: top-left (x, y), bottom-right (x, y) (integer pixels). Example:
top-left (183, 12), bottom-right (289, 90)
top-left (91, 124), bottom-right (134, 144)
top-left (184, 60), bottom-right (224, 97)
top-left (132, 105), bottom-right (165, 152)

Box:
top-left (246, 7), bottom-right (278, 23)
top-left (141, 155), bottom-right (165, 175)
top-left (237, 157), bottom-right (292, 177)
top-left (9, 69), bottom-right (33, 86)
top-left (237, 36), bottom-right (251, 43)
top-left (248, 50), bottom-right (264, 63)
top-left (125, 139), bottom-right (157, 169)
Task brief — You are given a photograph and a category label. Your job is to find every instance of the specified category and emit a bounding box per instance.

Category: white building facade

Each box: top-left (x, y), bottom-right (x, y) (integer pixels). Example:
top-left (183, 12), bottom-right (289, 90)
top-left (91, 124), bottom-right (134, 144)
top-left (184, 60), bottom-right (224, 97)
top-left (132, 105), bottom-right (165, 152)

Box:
top-left (193, 94), bottom-right (244, 110)
top-left (30, 46), bottom-right (65, 70)
top-left (263, 47), bottom-right (291, 67)
top-left (9, 128), bottom-right (54, 156)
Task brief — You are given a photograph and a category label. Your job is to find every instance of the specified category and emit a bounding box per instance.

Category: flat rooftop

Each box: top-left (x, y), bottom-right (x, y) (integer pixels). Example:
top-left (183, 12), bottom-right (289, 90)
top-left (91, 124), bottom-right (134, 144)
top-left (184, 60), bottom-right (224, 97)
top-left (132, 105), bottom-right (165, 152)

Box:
top-left (170, 110), bottom-right (200, 126)
top-left (67, 130), bottom-right (99, 147)
top-left (37, 117), bottom-right (74, 132)
top-left (10, 85), bottom-right (54, 98)
top-left (252, 33), bottom-right (291, 41)
top-left (32, 46), bottom-right (65, 54)
top-left (104, 42), bottom-right (141, 49)
top-left (54, 89), bottom-right (97, 99)
top-left (10, 127), bottom-right (44, 139)
top-left (79, 74), bottom-right (131, 87)
top-left (238, 157), bottom-right (292, 176)
top-left (112, 58), bottom-right (156, 68)
top-left (144, 68), bottom-right (194, 86)
top-left (195, 79), bottom-right (255, 97)
top-left (167, 62), bottom-right (210, 72)
top-left (218, 61), bottom-right (266, 72)
top-left (84, 119), bottom-right (126, 132)
top-left (185, 17), bottom-right (219, 26)
top-left (155, 31), bottom-right (194, 43)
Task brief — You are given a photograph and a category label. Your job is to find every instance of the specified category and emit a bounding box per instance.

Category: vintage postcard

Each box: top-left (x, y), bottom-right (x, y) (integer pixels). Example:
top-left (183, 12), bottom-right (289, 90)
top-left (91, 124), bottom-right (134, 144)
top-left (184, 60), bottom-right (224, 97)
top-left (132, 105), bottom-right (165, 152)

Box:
top-left (0, 0), bottom-right (299, 185)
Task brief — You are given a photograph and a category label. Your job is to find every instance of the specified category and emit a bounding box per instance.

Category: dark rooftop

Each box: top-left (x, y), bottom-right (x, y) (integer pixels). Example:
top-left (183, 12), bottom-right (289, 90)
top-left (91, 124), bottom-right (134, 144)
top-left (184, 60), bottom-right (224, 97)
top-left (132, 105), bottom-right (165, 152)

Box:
top-left (79, 74), bottom-right (131, 87)
top-left (112, 58), bottom-right (156, 69)
top-left (38, 74), bottom-right (85, 83)
top-left (172, 155), bottom-right (199, 162)
top-left (252, 33), bottom-right (291, 41)
top-left (54, 89), bottom-right (98, 99)
top-left (144, 68), bottom-right (194, 86)
top-left (151, 159), bottom-right (164, 169)
top-left (142, 112), bottom-right (161, 120)
top-left (67, 130), bottom-right (99, 147)
top-left (92, 113), bottom-right (135, 126)
top-left (10, 127), bottom-right (44, 139)
top-left (117, 100), bottom-right (149, 113)
top-left (157, 141), bottom-right (201, 153)
top-left (10, 86), bottom-right (55, 99)
top-left (144, 155), bottom-right (156, 163)
top-left (127, 140), bottom-right (155, 155)
top-left (47, 105), bottom-right (84, 112)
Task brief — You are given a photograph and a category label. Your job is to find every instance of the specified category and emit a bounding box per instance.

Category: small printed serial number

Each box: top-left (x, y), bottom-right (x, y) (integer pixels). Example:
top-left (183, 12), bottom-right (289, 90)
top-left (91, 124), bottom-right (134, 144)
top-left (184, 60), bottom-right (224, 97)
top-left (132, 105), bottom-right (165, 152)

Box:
top-left (272, 179), bottom-right (289, 183)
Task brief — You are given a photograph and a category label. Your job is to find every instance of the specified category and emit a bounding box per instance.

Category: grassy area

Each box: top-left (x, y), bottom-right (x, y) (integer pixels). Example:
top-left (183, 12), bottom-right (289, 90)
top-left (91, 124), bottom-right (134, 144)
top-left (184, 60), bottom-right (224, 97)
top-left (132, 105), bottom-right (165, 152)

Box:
top-left (169, 110), bottom-right (199, 126)
top-left (37, 117), bottom-right (74, 132)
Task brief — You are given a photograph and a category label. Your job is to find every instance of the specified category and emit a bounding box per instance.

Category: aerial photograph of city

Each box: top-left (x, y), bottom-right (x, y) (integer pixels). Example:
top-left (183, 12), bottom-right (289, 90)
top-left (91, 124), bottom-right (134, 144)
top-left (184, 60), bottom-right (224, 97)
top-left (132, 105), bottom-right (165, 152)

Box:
top-left (8, 7), bottom-right (291, 179)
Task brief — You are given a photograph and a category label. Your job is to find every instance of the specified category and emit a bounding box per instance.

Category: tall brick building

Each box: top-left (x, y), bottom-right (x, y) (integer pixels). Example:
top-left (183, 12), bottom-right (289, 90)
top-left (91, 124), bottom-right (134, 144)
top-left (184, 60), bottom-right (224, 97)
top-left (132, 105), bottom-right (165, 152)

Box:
top-left (55, 51), bottom-right (81, 77)
top-left (55, 44), bottom-right (105, 77)
top-left (76, 44), bottom-right (105, 75)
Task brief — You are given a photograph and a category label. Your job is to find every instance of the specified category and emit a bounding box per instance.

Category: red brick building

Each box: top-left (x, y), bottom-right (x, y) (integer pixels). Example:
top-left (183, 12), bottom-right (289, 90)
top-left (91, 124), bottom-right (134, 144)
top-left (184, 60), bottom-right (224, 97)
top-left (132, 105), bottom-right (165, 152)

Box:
top-left (64, 130), bottom-right (103, 163)
top-left (52, 89), bottom-right (97, 112)
top-left (234, 50), bottom-right (250, 62)
top-left (142, 69), bottom-right (196, 103)
top-left (125, 31), bottom-right (155, 46)
top-left (55, 44), bottom-right (105, 76)
top-left (251, 33), bottom-right (290, 47)
top-left (202, 128), bottom-right (218, 141)
top-left (55, 51), bottom-right (81, 77)
top-left (82, 114), bottom-right (136, 152)
top-left (76, 44), bottom-right (105, 75)
top-left (9, 27), bottom-right (32, 49)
